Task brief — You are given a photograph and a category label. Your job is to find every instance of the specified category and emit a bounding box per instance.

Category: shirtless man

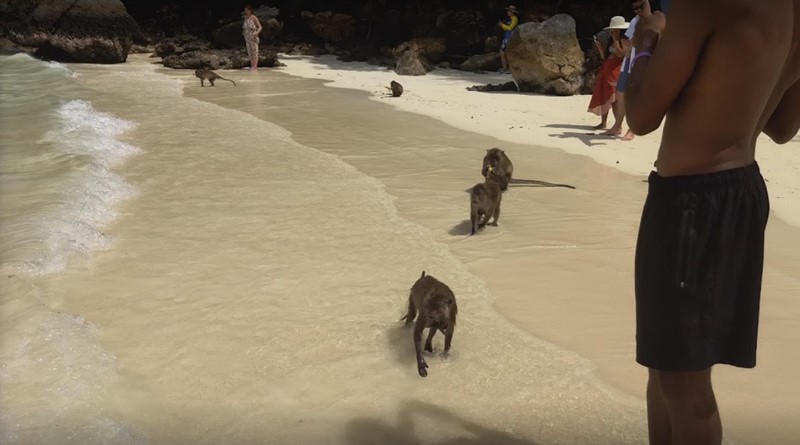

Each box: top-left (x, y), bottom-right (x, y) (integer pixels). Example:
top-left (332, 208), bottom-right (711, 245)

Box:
top-left (625, 0), bottom-right (800, 444)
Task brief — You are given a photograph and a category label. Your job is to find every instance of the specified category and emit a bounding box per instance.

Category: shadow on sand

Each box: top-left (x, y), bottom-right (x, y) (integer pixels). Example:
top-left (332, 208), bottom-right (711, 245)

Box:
top-left (449, 220), bottom-right (473, 236)
top-left (386, 322), bottom-right (416, 368)
top-left (344, 400), bottom-right (539, 445)
top-left (542, 123), bottom-right (618, 148)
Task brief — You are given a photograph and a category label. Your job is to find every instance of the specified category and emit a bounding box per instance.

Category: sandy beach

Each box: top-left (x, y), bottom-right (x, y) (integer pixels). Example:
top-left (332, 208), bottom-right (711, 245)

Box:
top-left (276, 54), bottom-right (800, 229)
top-left (2, 51), bottom-right (798, 445)
top-left (182, 54), bottom-right (800, 443)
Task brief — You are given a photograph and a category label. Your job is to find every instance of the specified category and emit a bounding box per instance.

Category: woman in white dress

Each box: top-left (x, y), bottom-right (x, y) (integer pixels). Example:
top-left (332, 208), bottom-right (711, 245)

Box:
top-left (242, 5), bottom-right (263, 71)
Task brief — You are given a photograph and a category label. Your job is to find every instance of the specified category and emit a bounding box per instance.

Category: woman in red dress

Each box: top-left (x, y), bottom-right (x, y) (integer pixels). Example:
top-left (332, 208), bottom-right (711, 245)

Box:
top-left (588, 16), bottom-right (630, 130)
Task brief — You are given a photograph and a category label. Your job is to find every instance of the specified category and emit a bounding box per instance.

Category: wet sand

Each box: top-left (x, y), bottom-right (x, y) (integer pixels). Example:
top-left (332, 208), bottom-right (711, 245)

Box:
top-left (178, 59), bottom-right (800, 444)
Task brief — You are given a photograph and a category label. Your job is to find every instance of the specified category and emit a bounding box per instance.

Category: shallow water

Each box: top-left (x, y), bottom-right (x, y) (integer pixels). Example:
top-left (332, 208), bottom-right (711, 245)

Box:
top-left (2, 52), bottom-right (795, 445)
top-left (183, 61), bottom-right (800, 444)
top-left (0, 54), bottom-right (145, 444)
top-left (0, 54), bottom-right (654, 444)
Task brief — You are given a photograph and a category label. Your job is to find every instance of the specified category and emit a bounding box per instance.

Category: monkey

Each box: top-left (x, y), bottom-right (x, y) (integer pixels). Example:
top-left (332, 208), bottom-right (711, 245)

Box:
top-left (480, 148), bottom-right (577, 190)
top-left (194, 69), bottom-right (236, 87)
top-left (470, 168), bottom-right (503, 235)
top-left (385, 80), bottom-right (404, 97)
top-left (400, 271), bottom-right (458, 378)
top-left (481, 148), bottom-right (513, 191)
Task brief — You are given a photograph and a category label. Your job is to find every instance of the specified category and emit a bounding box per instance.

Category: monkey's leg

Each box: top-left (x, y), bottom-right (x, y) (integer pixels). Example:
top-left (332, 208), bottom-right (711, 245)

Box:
top-left (424, 327), bottom-right (436, 352)
top-left (443, 325), bottom-right (455, 355)
top-left (402, 297), bottom-right (416, 324)
top-left (414, 323), bottom-right (428, 377)
top-left (209, 79), bottom-right (215, 87)
top-left (490, 205), bottom-right (500, 226)
top-left (470, 211), bottom-right (479, 235)
top-left (478, 211), bottom-right (489, 228)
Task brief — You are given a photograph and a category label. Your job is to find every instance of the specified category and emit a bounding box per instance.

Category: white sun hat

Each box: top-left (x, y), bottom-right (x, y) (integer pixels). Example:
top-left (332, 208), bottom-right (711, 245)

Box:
top-left (604, 16), bottom-right (630, 30)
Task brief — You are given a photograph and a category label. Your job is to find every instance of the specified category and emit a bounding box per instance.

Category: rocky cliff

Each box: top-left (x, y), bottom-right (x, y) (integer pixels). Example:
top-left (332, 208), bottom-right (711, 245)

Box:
top-left (0, 0), bottom-right (140, 63)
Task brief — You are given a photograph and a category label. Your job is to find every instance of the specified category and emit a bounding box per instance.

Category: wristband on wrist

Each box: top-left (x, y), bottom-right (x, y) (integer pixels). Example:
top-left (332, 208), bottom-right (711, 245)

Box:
top-left (632, 51), bottom-right (652, 67)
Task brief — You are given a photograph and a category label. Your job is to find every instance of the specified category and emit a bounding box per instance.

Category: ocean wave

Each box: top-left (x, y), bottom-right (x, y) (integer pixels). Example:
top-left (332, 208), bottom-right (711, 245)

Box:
top-left (0, 100), bottom-right (141, 276)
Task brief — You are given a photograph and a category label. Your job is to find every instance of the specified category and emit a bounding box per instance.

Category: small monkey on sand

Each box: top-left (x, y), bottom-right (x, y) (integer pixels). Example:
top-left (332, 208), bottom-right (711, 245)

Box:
top-left (401, 271), bottom-right (458, 377)
top-left (470, 168), bottom-right (503, 235)
top-left (385, 80), bottom-right (404, 97)
top-left (194, 69), bottom-right (237, 87)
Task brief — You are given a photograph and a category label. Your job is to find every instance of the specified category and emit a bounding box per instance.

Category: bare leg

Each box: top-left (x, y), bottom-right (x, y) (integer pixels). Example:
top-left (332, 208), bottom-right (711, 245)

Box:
top-left (603, 91), bottom-right (625, 135)
top-left (647, 369), bottom-right (673, 445)
top-left (251, 54), bottom-right (258, 71)
top-left (500, 51), bottom-right (508, 71)
top-left (657, 368), bottom-right (722, 445)
top-left (593, 112), bottom-right (608, 130)
top-left (424, 327), bottom-right (436, 352)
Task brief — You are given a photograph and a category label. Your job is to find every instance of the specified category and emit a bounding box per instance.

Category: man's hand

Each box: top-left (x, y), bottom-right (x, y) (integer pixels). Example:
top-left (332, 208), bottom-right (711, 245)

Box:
top-left (633, 10), bottom-right (666, 53)
top-left (632, 0), bottom-right (652, 16)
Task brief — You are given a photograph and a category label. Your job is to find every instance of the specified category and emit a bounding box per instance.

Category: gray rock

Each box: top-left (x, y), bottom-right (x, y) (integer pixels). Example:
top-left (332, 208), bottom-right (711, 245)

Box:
top-left (392, 38), bottom-right (446, 76)
top-left (161, 49), bottom-right (281, 70)
top-left (505, 14), bottom-right (585, 96)
top-left (300, 11), bottom-right (355, 44)
top-left (154, 35), bottom-right (211, 58)
top-left (459, 53), bottom-right (502, 72)
top-left (0, 0), bottom-right (139, 63)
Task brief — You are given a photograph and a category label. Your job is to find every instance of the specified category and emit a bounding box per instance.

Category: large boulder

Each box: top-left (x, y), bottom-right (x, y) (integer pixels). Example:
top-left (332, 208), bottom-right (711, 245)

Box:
top-left (579, 30), bottom-right (608, 94)
top-left (0, 0), bottom-right (139, 63)
top-left (161, 48), bottom-right (281, 70)
top-left (300, 11), bottom-right (355, 45)
top-left (459, 52), bottom-right (502, 72)
top-left (154, 35), bottom-right (211, 58)
top-left (155, 34), bottom-right (281, 70)
top-left (505, 14), bottom-right (586, 96)
top-left (392, 38), bottom-right (446, 76)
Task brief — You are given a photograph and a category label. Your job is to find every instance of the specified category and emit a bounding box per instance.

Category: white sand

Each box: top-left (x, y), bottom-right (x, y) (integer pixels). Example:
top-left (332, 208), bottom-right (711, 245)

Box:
top-left (262, 54), bottom-right (800, 444)
top-left (276, 54), bottom-right (800, 229)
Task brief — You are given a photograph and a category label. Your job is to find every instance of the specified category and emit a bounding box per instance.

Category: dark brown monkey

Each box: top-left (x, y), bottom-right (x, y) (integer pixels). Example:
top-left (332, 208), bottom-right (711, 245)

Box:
top-left (481, 147), bottom-right (513, 191)
top-left (385, 80), bottom-right (404, 97)
top-left (470, 170), bottom-right (503, 235)
top-left (390, 80), bottom-right (404, 97)
top-left (400, 271), bottom-right (458, 378)
top-left (195, 69), bottom-right (237, 87)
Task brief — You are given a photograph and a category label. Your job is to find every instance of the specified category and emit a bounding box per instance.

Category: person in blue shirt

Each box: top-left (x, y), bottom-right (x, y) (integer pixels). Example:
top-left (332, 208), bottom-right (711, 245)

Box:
top-left (497, 5), bottom-right (519, 73)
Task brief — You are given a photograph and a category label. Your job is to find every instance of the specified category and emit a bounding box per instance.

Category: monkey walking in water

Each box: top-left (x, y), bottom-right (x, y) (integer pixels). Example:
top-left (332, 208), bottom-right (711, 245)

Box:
top-left (195, 69), bottom-right (237, 87)
top-left (470, 168), bottom-right (503, 235)
top-left (401, 271), bottom-right (458, 378)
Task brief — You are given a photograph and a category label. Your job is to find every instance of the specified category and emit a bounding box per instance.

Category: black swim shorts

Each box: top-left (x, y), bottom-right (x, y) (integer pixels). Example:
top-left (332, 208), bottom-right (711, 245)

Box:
top-left (634, 162), bottom-right (770, 371)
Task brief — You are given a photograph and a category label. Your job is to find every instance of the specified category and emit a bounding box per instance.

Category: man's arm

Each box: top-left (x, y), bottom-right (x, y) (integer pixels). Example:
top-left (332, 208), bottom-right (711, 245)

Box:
top-left (625, 0), bottom-right (712, 135)
top-left (764, 79), bottom-right (800, 144)
top-left (500, 16), bottom-right (518, 31)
